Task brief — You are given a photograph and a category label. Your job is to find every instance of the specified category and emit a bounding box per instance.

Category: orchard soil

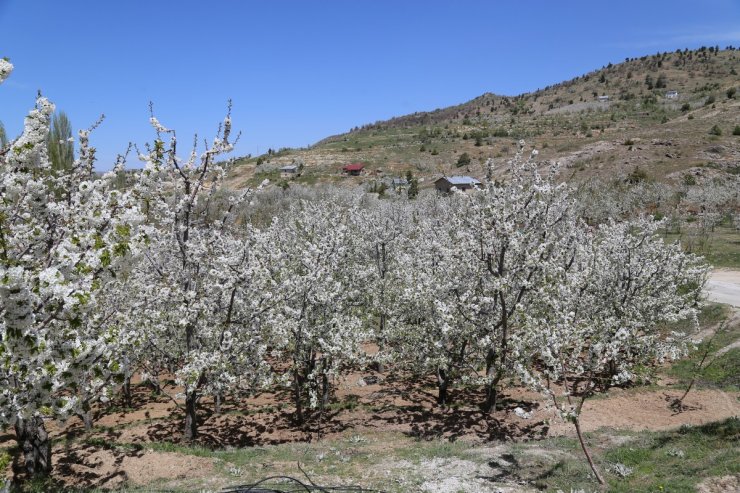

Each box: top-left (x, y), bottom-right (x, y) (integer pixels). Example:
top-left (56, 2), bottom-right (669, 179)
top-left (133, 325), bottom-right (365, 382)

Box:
top-left (1, 309), bottom-right (738, 491)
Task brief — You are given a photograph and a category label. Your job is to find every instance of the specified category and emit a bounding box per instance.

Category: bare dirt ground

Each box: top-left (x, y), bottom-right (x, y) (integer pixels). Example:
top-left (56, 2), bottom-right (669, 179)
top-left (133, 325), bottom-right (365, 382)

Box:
top-left (54, 447), bottom-right (215, 490)
top-left (2, 308), bottom-right (738, 490)
top-left (547, 388), bottom-right (739, 435)
top-left (1, 370), bottom-right (732, 491)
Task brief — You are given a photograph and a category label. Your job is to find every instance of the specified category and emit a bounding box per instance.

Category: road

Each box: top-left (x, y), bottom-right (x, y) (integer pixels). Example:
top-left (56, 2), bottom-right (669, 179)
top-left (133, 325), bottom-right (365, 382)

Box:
top-left (705, 270), bottom-right (740, 307)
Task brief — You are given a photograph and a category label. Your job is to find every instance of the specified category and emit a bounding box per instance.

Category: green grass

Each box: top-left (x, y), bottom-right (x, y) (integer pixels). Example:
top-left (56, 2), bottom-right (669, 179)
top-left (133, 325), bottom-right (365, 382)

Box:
top-left (669, 347), bottom-right (740, 391)
top-left (666, 303), bottom-right (740, 391)
top-left (664, 226), bottom-right (740, 268)
top-left (603, 418), bottom-right (739, 492)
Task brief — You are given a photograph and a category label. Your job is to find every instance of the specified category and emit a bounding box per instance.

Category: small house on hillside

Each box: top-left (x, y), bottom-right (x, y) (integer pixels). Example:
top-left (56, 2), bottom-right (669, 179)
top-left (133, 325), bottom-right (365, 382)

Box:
top-left (435, 176), bottom-right (481, 193)
top-left (342, 163), bottom-right (365, 176)
top-left (280, 164), bottom-right (301, 178)
top-left (391, 177), bottom-right (409, 191)
top-left (597, 95), bottom-right (610, 102)
top-left (665, 90), bottom-right (679, 99)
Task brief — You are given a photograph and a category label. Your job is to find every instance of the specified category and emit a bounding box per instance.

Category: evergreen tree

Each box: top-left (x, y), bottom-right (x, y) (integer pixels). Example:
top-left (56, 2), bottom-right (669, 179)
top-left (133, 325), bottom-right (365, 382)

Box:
top-left (47, 111), bottom-right (74, 173)
top-left (407, 178), bottom-right (419, 199)
top-left (0, 120), bottom-right (7, 147)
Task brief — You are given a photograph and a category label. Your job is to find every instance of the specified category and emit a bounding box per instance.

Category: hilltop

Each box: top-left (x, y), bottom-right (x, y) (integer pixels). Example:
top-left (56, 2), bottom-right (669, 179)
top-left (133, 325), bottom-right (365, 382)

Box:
top-left (228, 47), bottom-right (740, 190)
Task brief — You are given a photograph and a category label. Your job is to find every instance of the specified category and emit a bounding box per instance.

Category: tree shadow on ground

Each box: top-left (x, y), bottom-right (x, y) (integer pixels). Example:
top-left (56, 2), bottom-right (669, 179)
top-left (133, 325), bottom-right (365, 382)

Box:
top-left (53, 433), bottom-right (144, 490)
top-left (364, 385), bottom-right (548, 442)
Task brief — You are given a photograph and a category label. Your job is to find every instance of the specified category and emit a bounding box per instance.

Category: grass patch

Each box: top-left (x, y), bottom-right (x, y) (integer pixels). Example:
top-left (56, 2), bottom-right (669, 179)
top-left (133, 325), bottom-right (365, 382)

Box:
top-left (669, 347), bottom-right (740, 390)
top-left (667, 302), bottom-right (739, 390)
top-left (603, 418), bottom-right (739, 492)
top-left (664, 226), bottom-right (740, 268)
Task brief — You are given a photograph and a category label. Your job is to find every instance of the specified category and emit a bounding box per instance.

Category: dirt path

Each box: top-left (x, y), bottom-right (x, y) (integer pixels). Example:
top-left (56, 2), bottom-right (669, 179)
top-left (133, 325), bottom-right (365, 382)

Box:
top-left (706, 270), bottom-right (740, 307)
top-left (547, 388), bottom-right (740, 436)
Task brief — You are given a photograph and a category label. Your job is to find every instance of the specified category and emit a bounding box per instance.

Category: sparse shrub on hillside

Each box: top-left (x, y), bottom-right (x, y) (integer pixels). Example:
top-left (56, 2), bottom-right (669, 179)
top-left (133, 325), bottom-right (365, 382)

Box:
top-left (656, 73), bottom-right (668, 88)
top-left (727, 87), bottom-right (737, 99)
top-left (709, 124), bottom-right (723, 136)
top-left (681, 102), bottom-right (691, 112)
top-left (645, 74), bottom-right (654, 89)
top-left (733, 125), bottom-right (740, 136)
top-left (705, 94), bottom-right (716, 105)
top-left (627, 166), bottom-right (648, 184)
top-left (456, 152), bottom-right (471, 167)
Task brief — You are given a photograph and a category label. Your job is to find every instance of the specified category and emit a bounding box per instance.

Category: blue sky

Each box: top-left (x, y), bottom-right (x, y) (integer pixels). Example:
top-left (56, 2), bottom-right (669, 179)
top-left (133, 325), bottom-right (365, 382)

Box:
top-left (1, 0), bottom-right (739, 168)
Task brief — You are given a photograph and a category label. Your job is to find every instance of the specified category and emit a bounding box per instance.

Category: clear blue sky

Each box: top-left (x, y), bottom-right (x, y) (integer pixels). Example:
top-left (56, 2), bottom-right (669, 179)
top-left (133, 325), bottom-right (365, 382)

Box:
top-left (1, 0), bottom-right (739, 168)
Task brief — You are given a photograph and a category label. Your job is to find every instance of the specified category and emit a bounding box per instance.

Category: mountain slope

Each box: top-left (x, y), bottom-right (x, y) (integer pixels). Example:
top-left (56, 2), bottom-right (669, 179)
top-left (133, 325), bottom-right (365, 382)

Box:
top-left (228, 47), bottom-right (740, 189)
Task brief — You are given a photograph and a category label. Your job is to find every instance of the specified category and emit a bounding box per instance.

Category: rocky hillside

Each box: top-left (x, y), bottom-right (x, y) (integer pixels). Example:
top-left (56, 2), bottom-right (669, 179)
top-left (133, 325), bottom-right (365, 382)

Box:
top-left (228, 47), bottom-right (740, 190)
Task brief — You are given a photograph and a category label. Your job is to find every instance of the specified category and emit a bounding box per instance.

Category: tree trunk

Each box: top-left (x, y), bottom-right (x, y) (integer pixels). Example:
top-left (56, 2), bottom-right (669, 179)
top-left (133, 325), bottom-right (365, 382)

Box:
top-left (321, 373), bottom-right (330, 408)
top-left (80, 410), bottom-right (93, 432)
top-left (14, 417), bottom-right (52, 478)
top-left (483, 348), bottom-right (499, 413)
top-left (184, 391), bottom-right (198, 441)
top-left (293, 369), bottom-right (304, 424)
top-left (573, 416), bottom-right (605, 485)
top-left (484, 379), bottom-right (500, 414)
top-left (214, 393), bottom-right (222, 415)
top-left (376, 314), bottom-right (386, 373)
top-left (122, 375), bottom-right (132, 408)
top-left (436, 367), bottom-right (449, 407)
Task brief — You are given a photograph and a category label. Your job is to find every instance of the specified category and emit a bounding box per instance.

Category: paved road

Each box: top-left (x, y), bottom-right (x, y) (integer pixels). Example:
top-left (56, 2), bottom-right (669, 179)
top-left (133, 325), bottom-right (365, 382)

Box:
top-left (705, 271), bottom-right (740, 307)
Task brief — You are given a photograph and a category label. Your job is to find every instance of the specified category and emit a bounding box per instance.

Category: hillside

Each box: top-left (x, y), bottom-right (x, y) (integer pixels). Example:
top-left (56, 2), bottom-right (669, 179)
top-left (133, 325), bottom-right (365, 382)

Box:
top-left (228, 47), bottom-right (740, 190)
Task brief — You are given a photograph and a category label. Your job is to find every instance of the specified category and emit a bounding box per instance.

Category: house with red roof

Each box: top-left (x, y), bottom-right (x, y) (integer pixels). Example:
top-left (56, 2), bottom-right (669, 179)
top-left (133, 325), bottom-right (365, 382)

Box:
top-left (342, 163), bottom-right (365, 176)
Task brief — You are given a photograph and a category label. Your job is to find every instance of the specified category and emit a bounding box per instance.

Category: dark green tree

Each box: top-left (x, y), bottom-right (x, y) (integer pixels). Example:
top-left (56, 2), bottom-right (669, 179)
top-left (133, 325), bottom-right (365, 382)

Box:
top-left (47, 111), bottom-right (74, 173)
top-left (0, 120), bottom-right (7, 148)
top-left (645, 74), bottom-right (654, 89)
top-left (456, 152), bottom-right (471, 167)
top-left (407, 178), bottom-right (419, 199)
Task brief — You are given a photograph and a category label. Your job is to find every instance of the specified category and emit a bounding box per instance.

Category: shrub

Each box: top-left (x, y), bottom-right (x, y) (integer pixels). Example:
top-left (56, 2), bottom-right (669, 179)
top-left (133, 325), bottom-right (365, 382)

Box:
top-left (733, 125), bottom-right (740, 136)
top-left (727, 87), bottom-right (737, 99)
top-left (681, 102), bottom-right (691, 112)
top-left (626, 166), bottom-right (648, 184)
top-left (456, 152), bottom-right (471, 167)
top-left (709, 124), bottom-right (723, 136)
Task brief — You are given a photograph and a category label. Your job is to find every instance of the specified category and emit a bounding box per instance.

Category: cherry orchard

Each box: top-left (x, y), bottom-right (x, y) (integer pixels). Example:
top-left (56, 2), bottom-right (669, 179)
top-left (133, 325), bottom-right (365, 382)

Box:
top-left (0, 57), bottom-right (713, 487)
